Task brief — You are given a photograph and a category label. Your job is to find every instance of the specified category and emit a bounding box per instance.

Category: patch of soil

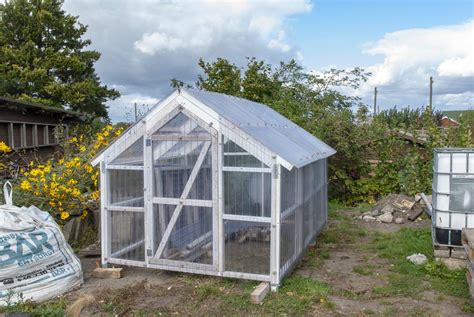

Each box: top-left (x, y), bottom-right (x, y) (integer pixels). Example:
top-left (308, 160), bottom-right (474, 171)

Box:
top-left (62, 213), bottom-right (469, 316)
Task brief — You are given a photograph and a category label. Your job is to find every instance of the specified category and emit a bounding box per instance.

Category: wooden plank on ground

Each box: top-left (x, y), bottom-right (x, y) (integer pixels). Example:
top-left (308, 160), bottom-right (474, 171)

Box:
top-left (408, 205), bottom-right (423, 221)
top-left (250, 282), bottom-right (270, 304)
top-left (91, 267), bottom-right (123, 279)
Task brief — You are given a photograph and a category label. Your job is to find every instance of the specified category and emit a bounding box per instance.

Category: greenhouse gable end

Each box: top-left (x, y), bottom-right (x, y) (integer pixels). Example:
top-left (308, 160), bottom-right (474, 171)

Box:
top-left (92, 88), bottom-right (335, 290)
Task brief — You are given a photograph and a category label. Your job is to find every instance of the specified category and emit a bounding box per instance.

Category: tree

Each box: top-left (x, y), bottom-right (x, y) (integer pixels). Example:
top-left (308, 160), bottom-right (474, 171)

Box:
top-left (0, 0), bottom-right (119, 117)
top-left (187, 57), bottom-right (372, 201)
top-left (196, 58), bottom-right (241, 95)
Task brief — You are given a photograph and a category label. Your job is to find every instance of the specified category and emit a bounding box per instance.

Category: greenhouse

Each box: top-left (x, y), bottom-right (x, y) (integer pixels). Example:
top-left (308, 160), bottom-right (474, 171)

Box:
top-left (91, 88), bottom-right (336, 289)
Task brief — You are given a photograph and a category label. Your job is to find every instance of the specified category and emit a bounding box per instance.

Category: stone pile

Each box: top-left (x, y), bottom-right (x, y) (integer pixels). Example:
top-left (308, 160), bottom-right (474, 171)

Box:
top-left (356, 193), bottom-right (430, 224)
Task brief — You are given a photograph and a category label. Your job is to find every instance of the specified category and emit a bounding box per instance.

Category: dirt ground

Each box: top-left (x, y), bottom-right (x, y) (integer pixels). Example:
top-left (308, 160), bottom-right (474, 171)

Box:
top-left (54, 207), bottom-right (473, 316)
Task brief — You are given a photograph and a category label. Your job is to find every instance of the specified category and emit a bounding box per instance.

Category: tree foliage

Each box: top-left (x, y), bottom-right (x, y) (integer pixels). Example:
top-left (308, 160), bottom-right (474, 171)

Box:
top-left (0, 0), bottom-right (119, 117)
top-left (175, 57), bottom-right (473, 204)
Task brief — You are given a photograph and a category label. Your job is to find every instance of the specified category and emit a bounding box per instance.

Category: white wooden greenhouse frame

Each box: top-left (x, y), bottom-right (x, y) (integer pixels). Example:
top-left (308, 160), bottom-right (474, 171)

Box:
top-left (92, 89), bottom-right (336, 290)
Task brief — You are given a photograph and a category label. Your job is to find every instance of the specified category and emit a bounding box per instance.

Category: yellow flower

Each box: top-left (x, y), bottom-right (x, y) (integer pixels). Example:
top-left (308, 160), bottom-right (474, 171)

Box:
top-left (71, 188), bottom-right (81, 197)
top-left (90, 191), bottom-right (100, 200)
top-left (70, 137), bottom-right (78, 143)
top-left (60, 211), bottom-right (70, 220)
top-left (81, 210), bottom-right (88, 220)
top-left (84, 164), bottom-right (94, 173)
top-left (20, 180), bottom-right (32, 191)
top-left (0, 141), bottom-right (11, 153)
top-left (79, 145), bottom-right (86, 152)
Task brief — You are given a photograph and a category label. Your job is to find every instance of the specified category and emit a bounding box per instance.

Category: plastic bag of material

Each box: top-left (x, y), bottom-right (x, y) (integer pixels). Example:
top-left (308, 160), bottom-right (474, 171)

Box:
top-left (0, 181), bottom-right (83, 305)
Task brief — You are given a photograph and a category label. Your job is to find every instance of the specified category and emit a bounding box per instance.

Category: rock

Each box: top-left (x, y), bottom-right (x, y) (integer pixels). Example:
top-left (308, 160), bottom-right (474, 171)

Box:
top-left (401, 199), bottom-right (415, 210)
top-left (362, 215), bottom-right (376, 222)
top-left (406, 253), bottom-right (427, 265)
top-left (369, 209), bottom-right (381, 217)
top-left (378, 212), bottom-right (393, 223)
top-left (380, 204), bottom-right (394, 214)
top-left (394, 217), bottom-right (405, 224)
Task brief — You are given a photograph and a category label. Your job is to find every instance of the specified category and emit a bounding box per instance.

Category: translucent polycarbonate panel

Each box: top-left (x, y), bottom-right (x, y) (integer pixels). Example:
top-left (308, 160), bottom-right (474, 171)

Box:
top-left (110, 137), bottom-right (144, 165)
top-left (280, 210), bottom-right (297, 270)
top-left (185, 89), bottom-right (336, 168)
top-left (153, 140), bottom-right (212, 199)
top-left (224, 220), bottom-right (270, 275)
top-left (153, 205), bottom-right (213, 265)
top-left (154, 112), bottom-right (208, 136)
top-left (108, 170), bottom-right (144, 207)
top-left (223, 136), bottom-right (268, 168)
top-left (223, 171), bottom-right (271, 217)
top-left (280, 159), bottom-right (328, 276)
top-left (281, 167), bottom-right (297, 212)
top-left (110, 210), bottom-right (145, 261)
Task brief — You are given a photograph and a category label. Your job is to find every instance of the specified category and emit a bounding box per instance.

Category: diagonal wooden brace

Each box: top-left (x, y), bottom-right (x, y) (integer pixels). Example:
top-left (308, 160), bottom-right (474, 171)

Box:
top-left (154, 141), bottom-right (211, 259)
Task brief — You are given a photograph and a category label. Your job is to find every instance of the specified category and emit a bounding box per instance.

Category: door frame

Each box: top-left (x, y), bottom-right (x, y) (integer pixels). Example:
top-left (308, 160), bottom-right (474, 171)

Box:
top-left (144, 107), bottom-right (219, 272)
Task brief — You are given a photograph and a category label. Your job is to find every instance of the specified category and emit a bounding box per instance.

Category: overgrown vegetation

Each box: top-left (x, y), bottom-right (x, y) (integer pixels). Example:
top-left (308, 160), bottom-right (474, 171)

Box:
top-left (174, 57), bottom-right (473, 204)
top-left (8, 124), bottom-right (123, 222)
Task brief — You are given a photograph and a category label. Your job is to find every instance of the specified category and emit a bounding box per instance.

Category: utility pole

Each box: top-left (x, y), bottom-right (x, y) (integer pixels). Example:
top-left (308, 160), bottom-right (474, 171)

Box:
top-left (429, 76), bottom-right (433, 112)
top-left (373, 87), bottom-right (378, 116)
top-left (134, 103), bottom-right (138, 122)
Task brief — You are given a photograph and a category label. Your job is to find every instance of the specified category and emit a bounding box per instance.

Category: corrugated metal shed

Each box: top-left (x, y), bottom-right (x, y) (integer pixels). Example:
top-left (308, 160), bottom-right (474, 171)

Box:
top-left (183, 89), bottom-right (336, 168)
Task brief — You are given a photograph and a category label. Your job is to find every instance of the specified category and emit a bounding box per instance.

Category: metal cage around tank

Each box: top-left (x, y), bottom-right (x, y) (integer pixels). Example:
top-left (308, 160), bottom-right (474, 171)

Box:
top-left (91, 88), bottom-right (335, 290)
top-left (432, 148), bottom-right (474, 247)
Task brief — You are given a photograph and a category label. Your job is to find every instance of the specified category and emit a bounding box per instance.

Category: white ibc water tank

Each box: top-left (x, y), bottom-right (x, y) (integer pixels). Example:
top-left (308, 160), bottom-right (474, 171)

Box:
top-left (433, 149), bottom-right (474, 246)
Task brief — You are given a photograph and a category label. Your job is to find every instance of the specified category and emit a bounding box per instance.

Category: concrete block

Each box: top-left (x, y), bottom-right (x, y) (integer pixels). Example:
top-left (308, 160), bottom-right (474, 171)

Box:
top-left (433, 248), bottom-right (450, 258)
top-left (450, 247), bottom-right (467, 260)
top-left (436, 257), bottom-right (467, 270)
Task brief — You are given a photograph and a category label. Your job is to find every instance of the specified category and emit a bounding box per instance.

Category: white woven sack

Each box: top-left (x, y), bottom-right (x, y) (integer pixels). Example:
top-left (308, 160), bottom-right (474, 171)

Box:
top-left (0, 181), bottom-right (83, 305)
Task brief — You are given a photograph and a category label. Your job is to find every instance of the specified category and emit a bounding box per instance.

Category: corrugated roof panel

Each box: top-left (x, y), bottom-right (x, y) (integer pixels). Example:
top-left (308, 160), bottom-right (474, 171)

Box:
top-left (183, 89), bottom-right (336, 168)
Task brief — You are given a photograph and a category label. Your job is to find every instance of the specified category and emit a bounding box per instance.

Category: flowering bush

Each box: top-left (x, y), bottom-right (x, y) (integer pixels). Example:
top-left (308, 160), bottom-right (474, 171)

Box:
top-left (0, 141), bottom-right (12, 175)
top-left (15, 124), bottom-right (124, 222)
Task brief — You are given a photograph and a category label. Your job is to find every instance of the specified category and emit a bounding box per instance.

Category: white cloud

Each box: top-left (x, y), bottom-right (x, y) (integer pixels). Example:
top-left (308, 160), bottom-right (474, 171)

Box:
top-left (268, 30), bottom-right (291, 52)
top-left (63, 0), bottom-right (311, 121)
top-left (132, 0), bottom-right (311, 56)
top-left (135, 32), bottom-right (186, 54)
top-left (435, 91), bottom-right (473, 108)
top-left (357, 20), bottom-right (474, 110)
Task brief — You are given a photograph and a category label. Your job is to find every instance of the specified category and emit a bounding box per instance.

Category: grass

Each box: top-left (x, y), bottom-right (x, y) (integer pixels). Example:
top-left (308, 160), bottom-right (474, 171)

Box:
top-left (4, 201), bottom-right (473, 315)
top-left (369, 227), bottom-right (469, 298)
top-left (353, 264), bottom-right (375, 276)
top-left (0, 298), bottom-right (66, 317)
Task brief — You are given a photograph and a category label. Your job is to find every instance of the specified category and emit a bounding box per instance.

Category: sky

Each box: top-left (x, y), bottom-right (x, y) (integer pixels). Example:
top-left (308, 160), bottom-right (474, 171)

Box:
top-left (62, 0), bottom-right (474, 122)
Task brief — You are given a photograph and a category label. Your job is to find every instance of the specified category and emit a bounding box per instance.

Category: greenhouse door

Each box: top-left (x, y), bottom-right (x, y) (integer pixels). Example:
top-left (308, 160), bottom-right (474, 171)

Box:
top-left (148, 111), bottom-right (218, 272)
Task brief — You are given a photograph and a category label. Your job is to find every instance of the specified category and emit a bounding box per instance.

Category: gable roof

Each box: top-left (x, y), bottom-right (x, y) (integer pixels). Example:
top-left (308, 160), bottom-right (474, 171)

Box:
top-left (92, 89), bottom-right (335, 169)
top-left (182, 89), bottom-right (336, 168)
